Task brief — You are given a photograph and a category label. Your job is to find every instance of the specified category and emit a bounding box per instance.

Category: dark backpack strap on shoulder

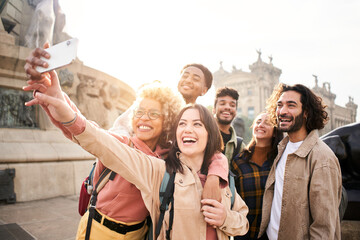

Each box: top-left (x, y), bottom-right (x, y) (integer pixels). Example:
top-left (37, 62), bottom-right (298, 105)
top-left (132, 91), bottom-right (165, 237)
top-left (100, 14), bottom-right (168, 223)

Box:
top-left (232, 137), bottom-right (243, 161)
top-left (85, 167), bottom-right (112, 240)
top-left (228, 171), bottom-right (236, 209)
top-left (166, 196), bottom-right (174, 240)
top-left (155, 171), bottom-right (176, 239)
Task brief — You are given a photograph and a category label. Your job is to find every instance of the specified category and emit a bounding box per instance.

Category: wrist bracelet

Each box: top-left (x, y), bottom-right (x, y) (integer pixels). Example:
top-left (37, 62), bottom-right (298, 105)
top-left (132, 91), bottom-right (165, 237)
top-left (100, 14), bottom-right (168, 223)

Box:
top-left (61, 112), bottom-right (77, 125)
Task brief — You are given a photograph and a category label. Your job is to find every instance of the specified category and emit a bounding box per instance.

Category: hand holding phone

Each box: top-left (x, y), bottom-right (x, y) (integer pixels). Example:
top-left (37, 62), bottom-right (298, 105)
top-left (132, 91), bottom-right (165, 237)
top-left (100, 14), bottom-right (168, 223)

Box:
top-left (36, 38), bottom-right (79, 73)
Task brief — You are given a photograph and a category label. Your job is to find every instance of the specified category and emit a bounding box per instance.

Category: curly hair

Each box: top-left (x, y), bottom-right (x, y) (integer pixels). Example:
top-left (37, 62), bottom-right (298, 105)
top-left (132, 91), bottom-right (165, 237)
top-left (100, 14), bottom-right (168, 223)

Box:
top-left (266, 83), bottom-right (329, 132)
top-left (214, 87), bottom-right (239, 108)
top-left (133, 82), bottom-right (185, 148)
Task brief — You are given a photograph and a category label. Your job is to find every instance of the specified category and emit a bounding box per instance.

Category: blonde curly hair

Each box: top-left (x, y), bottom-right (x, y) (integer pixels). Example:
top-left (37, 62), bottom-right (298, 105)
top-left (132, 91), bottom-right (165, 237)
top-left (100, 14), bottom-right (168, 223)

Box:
top-left (133, 81), bottom-right (185, 148)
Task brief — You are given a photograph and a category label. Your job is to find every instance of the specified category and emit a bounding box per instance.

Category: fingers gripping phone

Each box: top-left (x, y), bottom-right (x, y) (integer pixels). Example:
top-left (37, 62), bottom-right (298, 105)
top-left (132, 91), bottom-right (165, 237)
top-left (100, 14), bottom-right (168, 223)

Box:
top-left (36, 38), bottom-right (79, 73)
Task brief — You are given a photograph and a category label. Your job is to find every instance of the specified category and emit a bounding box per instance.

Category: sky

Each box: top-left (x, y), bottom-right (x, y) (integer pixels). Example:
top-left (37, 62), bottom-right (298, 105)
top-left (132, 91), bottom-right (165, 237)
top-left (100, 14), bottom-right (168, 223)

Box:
top-left (60, 0), bottom-right (360, 121)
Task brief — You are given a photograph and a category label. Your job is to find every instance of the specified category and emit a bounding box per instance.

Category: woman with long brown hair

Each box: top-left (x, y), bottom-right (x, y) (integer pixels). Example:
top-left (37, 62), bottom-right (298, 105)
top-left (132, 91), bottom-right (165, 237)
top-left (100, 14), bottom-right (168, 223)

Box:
top-left (232, 112), bottom-right (283, 240)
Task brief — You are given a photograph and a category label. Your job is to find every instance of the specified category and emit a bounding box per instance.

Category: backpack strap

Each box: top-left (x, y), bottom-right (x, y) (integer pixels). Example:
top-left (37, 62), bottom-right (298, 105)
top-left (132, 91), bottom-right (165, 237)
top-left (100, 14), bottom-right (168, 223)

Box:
top-left (232, 137), bottom-right (243, 161)
top-left (85, 168), bottom-right (112, 240)
top-left (84, 138), bottom-right (134, 240)
top-left (228, 171), bottom-right (236, 209)
top-left (155, 171), bottom-right (176, 240)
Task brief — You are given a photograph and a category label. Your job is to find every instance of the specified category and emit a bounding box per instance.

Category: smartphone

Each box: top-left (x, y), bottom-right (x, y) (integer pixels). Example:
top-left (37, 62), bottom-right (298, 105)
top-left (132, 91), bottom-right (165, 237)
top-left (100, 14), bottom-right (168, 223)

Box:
top-left (36, 38), bottom-right (79, 73)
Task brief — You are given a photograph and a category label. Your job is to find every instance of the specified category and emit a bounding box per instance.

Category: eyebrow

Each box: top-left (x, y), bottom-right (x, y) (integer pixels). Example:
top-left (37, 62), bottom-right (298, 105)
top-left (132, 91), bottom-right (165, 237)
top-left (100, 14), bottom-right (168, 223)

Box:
top-left (277, 100), bottom-right (298, 105)
top-left (180, 118), bottom-right (202, 122)
top-left (184, 70), bottom-right (201, 79)
top-left (219, 100), bottom-right (236, 103)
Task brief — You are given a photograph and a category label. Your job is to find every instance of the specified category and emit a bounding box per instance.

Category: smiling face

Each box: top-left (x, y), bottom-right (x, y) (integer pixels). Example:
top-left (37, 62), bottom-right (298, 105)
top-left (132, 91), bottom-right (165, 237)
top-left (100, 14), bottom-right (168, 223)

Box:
top-left (132, 98), bottom-right (163, 150)
top-left (214, 95), bottom-right (237, 126)
top-left (252, 113), bottom-right (274, 145)
top-left (177, 66), bottom-right (208, 104)
top-left (276, 90), bottom-right (307, 134)
top-left (176, 108), bottom-right (208, 160)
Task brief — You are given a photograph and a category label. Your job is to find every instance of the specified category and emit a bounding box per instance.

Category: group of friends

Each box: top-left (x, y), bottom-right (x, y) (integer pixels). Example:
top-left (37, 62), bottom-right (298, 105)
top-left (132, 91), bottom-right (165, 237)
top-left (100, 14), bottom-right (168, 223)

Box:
top-left (23, 44), bottom-right (342, 240)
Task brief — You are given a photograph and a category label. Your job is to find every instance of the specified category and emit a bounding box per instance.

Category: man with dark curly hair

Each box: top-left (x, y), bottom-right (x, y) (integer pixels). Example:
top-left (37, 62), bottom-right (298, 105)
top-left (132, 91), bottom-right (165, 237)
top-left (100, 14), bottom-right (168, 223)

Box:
top-left (258, 83), bottom-right (342, 240)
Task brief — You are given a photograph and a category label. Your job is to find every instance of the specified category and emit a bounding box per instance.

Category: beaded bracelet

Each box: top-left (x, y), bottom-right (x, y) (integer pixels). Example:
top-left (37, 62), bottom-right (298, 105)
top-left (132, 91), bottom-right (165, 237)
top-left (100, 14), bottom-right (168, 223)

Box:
top-left (60, 112), bottom-right (77, 125)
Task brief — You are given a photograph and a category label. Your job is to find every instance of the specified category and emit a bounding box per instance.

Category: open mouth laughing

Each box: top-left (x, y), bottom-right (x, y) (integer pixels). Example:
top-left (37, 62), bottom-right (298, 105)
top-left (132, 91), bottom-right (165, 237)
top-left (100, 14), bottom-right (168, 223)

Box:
top-left (182, 136), bottom-right (197, 145)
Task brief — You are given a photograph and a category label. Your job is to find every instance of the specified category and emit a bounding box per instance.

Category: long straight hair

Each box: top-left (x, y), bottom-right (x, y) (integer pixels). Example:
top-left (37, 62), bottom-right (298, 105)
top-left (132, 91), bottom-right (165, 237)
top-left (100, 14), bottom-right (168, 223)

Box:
top-left (241, 112), bottom-right (283, 165)
top-left (165, 104), bottom-right (223, 174)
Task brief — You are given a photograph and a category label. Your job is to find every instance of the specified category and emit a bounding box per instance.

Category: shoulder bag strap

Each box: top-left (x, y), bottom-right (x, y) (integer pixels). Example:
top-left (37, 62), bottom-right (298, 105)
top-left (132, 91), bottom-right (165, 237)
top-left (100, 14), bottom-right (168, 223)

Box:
top-left (155, 171), bottom-right (176, 239)
top-left (85, 168), bottom-right (112, 240)
top-left (228, 173), bottom-right (236, 209)
top-left (232, 137), bottom-right (243, 161)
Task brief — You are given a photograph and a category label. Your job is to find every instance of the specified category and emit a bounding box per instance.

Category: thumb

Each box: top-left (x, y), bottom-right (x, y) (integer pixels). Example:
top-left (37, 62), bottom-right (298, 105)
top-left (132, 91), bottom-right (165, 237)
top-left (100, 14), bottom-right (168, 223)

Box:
top-left (49, 70), bottom-right (61, 87)
top-left (43, 42), bottom-right (50, 49)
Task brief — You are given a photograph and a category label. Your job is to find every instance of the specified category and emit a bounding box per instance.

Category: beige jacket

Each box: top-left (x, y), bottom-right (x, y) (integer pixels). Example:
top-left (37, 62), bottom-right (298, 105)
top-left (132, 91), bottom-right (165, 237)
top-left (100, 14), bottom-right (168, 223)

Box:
top-left (258, 130), bottom-right (342, 240)
top-left (73, 121), bottom-right (249, 239)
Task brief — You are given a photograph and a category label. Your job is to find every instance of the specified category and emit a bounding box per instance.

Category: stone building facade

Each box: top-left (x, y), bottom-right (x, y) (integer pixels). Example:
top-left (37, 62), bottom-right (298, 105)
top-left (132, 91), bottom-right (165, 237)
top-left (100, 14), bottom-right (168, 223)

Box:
top-left (213, 51), bottom-right (357, 136)
top-left (213, 51), bottom-right (281, 119)
top-left (311, 76), bottom-right (358, 135)
top-left (0, 0), bottom-right (136, 202)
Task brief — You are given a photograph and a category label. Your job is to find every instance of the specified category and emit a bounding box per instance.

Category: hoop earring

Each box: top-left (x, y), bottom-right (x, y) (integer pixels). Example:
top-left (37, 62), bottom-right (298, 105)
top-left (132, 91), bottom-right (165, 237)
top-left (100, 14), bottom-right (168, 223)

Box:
top-left (176, 151), bottom-right (181, 159)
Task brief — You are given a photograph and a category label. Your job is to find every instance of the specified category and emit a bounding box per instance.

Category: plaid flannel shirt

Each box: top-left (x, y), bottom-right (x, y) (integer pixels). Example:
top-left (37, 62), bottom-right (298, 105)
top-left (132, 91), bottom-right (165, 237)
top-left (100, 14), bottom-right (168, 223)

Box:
top-left (232, 155), bottom-right (271, 240)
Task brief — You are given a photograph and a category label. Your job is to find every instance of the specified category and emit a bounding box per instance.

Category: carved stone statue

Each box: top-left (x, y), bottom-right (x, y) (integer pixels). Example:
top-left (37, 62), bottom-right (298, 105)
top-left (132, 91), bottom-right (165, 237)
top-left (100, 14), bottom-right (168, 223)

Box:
top-left (256, 48), bottom-right (262, 60)
top-left (268, 55), bottom-right (273, 63)
top-left (76, 74), bottom-right (110, 128)
top-left (25, 0), bottom-right (71, 48)
top-left (312, 74), bottom-right (318, 87)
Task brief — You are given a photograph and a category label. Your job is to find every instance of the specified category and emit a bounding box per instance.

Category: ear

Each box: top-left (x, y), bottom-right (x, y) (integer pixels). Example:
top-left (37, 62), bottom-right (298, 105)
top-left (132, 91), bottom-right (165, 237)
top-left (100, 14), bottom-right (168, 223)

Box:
top-left (201, 87), bottom-right (208, 96)
top-left (303, 110), bottom-right (308, 119)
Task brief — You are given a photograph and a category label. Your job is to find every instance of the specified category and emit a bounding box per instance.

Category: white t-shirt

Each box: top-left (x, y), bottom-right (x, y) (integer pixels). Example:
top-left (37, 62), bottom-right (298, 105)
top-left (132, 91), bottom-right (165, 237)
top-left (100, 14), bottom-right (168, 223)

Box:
top-left (266, 140), bottom-right (303, 240)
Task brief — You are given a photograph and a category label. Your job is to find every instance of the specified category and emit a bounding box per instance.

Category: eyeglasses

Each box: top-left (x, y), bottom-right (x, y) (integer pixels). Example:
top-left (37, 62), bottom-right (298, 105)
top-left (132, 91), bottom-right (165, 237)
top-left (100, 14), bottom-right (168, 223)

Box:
top-left (134, 108), bottom-right (162, 120)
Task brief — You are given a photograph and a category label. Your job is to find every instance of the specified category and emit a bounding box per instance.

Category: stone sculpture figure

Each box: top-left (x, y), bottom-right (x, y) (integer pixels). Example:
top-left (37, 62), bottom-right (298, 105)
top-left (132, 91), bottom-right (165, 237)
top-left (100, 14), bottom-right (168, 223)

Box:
top-left (76, 74), bottom-right (110, 128)
top-left (256, 48), bottom-right (262, 60)
top-left (25, 0), bottom-right (71, 48)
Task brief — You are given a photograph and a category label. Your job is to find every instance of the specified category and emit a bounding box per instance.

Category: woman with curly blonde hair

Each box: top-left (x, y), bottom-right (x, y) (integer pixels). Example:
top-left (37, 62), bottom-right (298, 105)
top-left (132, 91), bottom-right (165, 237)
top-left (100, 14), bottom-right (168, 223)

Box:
top-left (75, 82), bottom-right (185, 239)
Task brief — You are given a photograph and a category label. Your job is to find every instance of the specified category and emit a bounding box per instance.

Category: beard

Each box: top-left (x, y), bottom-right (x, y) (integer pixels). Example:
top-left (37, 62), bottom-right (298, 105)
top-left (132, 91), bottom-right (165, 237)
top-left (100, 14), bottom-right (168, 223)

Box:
top-left (278, 112), bottom-right (305, 133)
top-left (216, 112), bottom-right (235, 125)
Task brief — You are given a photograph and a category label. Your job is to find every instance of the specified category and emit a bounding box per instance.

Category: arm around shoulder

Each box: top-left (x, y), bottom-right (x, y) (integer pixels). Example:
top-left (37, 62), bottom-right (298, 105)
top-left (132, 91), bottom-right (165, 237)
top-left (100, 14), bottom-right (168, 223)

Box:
top-left (218, 189), bottom-right (249, 237)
